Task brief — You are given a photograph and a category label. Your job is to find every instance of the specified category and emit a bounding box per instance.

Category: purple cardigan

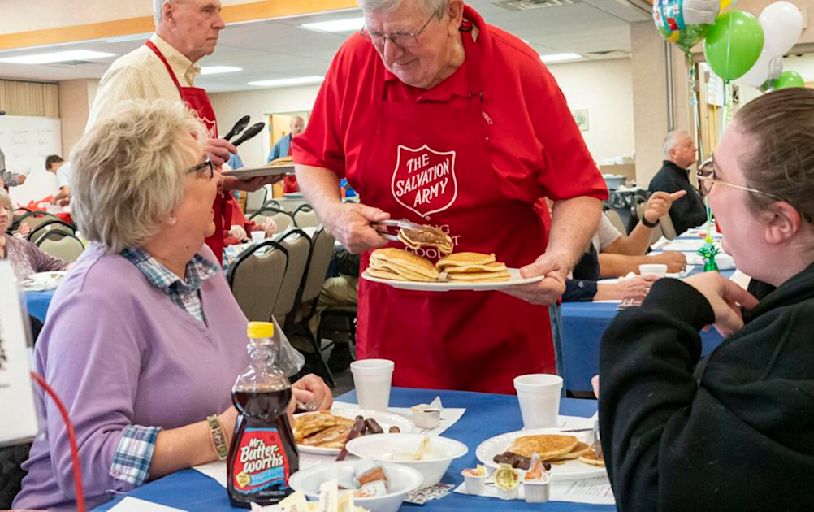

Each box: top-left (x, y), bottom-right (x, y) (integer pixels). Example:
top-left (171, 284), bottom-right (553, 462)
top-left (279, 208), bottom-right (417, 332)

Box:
top-left (14, 243), bottom-right (250, 511)
top-left (3, 234), bottom-right (67, 281)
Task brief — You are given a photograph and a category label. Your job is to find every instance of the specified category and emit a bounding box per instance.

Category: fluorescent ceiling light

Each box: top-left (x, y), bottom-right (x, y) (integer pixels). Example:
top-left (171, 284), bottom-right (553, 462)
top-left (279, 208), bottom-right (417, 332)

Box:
top-left (249, 76), bottom-right (325, 88)
top-left (301, 17), bottom-right (365, 32)
top-left (540, 53), bottom-right (582, 63)
top-left (200, 66), bottom-right (242, 76)
top-left (0, 50), bottom-right (116, 64)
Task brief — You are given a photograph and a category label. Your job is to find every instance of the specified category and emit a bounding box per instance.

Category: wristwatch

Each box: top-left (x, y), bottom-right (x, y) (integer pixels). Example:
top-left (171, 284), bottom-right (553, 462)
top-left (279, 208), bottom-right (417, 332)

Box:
top-left (641, 216), bottom-right (659, 228)
top-left (207, 414), bottom-right (229, 461)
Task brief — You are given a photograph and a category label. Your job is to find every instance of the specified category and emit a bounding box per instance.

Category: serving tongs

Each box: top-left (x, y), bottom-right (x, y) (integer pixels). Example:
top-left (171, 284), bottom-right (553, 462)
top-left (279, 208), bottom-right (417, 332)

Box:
top-left (232, 122), bottom-right (266, 147)
top-left (373, 218), bottom-right (422, 241)
top-left (223, 115), bottom-right (250, 142)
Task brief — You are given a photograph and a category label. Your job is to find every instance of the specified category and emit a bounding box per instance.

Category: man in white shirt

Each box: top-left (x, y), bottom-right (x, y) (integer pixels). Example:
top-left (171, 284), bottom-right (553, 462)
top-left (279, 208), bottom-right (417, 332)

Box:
top-left (86, 0), bottom-right (278, 261)
top-left (44, 155), bottom-right (70, 205)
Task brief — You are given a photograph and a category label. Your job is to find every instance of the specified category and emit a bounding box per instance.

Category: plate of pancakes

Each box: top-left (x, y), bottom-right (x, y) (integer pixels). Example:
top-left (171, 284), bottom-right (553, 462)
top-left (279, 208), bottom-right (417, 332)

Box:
top-left (363, 249), bottom-right (543, 291)
top-left (476, 428), bottom-right (606, 480)
top-left (294, 409), bottom-right (415, 456)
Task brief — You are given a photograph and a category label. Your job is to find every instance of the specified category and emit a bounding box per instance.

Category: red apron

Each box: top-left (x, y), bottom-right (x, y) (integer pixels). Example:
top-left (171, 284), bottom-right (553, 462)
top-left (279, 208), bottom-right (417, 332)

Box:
top-left (351, 14), bottom-right (554, 394)
top-left (146, 40), bottom-right (230, 263)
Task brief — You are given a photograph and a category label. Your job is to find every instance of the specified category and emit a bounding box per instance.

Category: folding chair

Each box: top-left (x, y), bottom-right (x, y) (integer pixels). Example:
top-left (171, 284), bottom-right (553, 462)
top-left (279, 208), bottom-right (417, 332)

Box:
top-left (293, 204), bottom-right (320, 228)
top-left (36, 231), bottom-right (85, 262)
top-left (273, 229), bottom-right (312, 325)
top-left (227, 241), bottom-right (288, 322)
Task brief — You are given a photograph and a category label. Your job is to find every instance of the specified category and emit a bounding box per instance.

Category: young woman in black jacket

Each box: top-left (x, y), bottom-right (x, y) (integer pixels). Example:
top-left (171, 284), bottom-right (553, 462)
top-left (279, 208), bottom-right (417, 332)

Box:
top-left (599, 88), bottom-right (814, 511)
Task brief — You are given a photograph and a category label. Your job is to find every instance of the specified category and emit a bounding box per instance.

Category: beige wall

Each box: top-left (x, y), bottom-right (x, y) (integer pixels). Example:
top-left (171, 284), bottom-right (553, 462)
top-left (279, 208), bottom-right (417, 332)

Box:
top-left (58, 79), bottom-right (99, 157)
top-left (548, 58), bottom-right (635, 164)
top-left (209, 86), bottom-right (322, 168)
top-left (631, 21), bottom-right (692, 187)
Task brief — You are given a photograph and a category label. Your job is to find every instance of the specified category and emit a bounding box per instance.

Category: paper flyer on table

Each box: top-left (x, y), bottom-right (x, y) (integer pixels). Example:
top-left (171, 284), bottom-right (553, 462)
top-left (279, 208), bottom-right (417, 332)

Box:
top-left (454, 476), bottom-right (615, 505)
top-left (109, 497), bottom-right (186, 511)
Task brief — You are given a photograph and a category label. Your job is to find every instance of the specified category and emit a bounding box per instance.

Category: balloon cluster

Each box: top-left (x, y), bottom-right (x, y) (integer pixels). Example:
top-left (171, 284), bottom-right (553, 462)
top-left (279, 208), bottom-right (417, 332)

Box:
top-left (653, 0), bottom-right (805, 89)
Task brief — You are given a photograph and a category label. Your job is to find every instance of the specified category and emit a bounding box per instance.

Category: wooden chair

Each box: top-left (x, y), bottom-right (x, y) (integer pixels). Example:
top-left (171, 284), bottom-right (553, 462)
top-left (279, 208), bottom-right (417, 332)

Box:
top-left (227, 241), bottom-right (288, 322)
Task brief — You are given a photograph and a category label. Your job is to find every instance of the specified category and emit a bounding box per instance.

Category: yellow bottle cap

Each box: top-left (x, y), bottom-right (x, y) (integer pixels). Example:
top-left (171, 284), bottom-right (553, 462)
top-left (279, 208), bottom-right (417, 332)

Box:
top-left (247, 321), bottom-right (275, 339)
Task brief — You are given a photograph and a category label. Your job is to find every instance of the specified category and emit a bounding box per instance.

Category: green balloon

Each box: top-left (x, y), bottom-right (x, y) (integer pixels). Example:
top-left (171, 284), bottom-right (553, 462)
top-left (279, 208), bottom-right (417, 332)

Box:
top-left (704, 10), bottom-right (764, 81)
top-left (774, 71), bottom-right (805, 89)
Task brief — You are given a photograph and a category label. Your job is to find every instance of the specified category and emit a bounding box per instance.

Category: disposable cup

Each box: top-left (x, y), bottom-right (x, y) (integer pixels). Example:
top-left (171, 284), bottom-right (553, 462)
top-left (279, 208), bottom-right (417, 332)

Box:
top-left (351, 359), bottom-right (394, 411)
top-left (513, 374), bottom-right (563, 429)
top-left (251, 231), bottom-right (266, 243)
top-left (638, 263), bottom-right (668, 278)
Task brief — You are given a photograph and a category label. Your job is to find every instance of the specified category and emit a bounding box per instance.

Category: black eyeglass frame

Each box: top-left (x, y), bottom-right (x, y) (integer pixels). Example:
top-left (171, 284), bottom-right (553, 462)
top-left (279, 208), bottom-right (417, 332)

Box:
top-left (186, 157), bottom-right (215, 180)
top-left (361, 11), bottom-right (437, 50)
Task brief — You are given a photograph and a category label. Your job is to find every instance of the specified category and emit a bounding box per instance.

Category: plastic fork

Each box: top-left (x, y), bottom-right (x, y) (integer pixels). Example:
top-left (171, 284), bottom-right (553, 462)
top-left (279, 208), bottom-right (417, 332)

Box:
top-left (590, 417), bottom-right (603, 458)
top-left (296, 399), bottom-right (320, 412)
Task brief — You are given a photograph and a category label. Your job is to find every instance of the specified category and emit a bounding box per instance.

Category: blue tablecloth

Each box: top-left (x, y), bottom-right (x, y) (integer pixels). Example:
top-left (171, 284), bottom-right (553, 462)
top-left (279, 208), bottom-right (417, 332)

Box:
top-left (560, 233), bottom-right (732, 393)
top-left (24, 289), bottom-right (55, 322)
top-left (97, 388), bottom-right (611, 511)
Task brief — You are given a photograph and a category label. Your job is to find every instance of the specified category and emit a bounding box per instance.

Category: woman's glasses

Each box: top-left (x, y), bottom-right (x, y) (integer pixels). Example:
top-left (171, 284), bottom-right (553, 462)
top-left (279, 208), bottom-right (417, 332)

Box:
top-left (696, 158), bottom-right (783, 201)
top-left (186, 158), bottom-right (215, 180)
top-left (361, 12), bottom-right (436, 50)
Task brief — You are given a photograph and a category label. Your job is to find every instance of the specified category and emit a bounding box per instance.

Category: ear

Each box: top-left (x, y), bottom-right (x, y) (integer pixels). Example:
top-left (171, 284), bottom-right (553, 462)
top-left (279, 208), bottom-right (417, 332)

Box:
top-left (447, 0), bottom-right (465, 33)
top-left (162, 1), bottom-right (176, 26)
top-left (762, 201), bottom-right (801, 245)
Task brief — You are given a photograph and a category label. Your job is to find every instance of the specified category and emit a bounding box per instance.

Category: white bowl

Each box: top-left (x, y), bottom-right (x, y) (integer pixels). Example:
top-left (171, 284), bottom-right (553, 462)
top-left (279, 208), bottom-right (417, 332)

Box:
top-left (346, 433), bottom-right (468, 487)
top-left (715, 254), bottom-right (735, 270)
top-left (288, 461), bottom-right (422, 512)
top-left (638, 263), bottom-right (668, 277)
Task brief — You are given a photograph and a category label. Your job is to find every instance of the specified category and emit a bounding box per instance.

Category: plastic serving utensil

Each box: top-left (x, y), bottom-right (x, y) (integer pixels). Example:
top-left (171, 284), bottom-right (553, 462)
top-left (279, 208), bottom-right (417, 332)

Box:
top-left (224, 115), bottom-right (250, 142)
top-left (232, 122), bottom-right (266, 146)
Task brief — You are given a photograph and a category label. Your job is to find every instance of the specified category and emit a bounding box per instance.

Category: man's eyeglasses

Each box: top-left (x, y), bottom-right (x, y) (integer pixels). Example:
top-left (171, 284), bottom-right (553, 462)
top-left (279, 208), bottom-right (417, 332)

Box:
top-left (361, 12), bottom-right (436, 50)
top-left (696, 158), bottom-right (784, 201)
top-left (187, 158), bottom-right (215, 180)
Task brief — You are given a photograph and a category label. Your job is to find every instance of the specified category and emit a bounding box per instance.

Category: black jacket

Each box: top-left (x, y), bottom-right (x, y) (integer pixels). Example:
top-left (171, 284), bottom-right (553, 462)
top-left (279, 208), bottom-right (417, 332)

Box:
top-left (599, 265), bottom-right (814, 511)
top-left (648, 161), bottom-right (707, 235)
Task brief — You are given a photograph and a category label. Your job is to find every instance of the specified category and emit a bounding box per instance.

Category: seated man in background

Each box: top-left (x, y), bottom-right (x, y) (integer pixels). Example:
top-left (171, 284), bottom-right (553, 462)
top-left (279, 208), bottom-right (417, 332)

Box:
top-left (648, 130), bottom-right (707, 235)
top-left (43, 154), bottom-right (71, 206)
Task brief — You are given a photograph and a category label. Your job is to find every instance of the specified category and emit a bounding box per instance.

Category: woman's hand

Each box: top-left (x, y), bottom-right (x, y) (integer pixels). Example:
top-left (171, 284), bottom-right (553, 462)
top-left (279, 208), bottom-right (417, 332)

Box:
top-left (595, 275), bottom-right (657, 301)
top-left (683, 272), bottom-right (759, 337)
top-left (287, 374), bottom-right (333, 418)
top-left (649, 251), bottom-right (687, 273)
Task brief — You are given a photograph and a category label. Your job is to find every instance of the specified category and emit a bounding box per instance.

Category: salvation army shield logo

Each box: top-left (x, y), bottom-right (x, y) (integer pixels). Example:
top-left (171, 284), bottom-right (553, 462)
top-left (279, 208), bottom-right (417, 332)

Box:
top-left (391, 145), bottom-right (458, 219)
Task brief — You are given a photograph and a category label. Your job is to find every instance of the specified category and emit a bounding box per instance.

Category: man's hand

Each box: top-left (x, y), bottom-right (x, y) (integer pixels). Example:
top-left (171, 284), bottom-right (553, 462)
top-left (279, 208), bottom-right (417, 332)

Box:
top-left (643, 190), bottom-right (686, 225)
top-left (683, 272), bottom-right (758, 337)
top-left (205, 138), bottom-right (237, 168)
top-left (324, 203), bottom-right (390, 254)
top-left (649, 251), bottom-right (686, 273)
top-left (16, 174), bottom-right (26, 185)
top-left (502, 252), bottom-right (570, 305)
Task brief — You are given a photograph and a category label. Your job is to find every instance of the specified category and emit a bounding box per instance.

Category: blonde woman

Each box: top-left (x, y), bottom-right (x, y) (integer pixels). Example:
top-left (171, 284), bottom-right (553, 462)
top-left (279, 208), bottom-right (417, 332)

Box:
top-left (14, 100), bottom-right (331, 511)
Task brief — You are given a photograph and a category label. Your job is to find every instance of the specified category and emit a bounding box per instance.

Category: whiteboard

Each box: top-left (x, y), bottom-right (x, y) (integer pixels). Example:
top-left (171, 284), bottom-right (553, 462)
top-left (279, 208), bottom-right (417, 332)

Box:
top-left (0, 115), bottom-right (62, 205)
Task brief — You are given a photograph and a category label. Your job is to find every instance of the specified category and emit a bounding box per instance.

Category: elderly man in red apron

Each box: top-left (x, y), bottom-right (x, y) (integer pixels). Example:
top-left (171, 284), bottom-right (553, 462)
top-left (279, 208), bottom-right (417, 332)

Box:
top-left (86, 0), bottom-right (276, 263)
top-left (294, 0), bottom-right (607, 393)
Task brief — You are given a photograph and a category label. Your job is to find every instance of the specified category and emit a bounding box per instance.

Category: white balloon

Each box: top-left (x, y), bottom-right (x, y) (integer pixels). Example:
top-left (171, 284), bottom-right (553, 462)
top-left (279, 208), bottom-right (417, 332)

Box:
top-left (767, 55), bottom-right (783, 81)
top-left (760, 1), bottom-right (804, 56)
top-left (738, 50), bottom-right (774, 88)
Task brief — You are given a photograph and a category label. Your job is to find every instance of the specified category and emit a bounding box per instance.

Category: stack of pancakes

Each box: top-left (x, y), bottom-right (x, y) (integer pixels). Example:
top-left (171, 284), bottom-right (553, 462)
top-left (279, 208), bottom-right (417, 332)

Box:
top-left (294, 412), bottom-right (354, 449)
top-left (368, 248), bottom-right (440, 282)
top-left (436, 253), bottom-right (510, 283)
top-left (494, 433), bottom-right (604, 467)
top-left (398, 226), bottom-right (453, 255)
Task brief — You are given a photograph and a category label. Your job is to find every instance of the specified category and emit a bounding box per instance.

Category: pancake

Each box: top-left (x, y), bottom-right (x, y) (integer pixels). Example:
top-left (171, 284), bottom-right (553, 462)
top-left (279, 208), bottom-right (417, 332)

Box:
top-left (398, 226), bottom-right (453, 255)
top-left (548, 441), bottom-right (592, 461)
top-left (445, 261), bottom-right (507, 274)
top-left (299, 424), bottom-right (351, 448)
top-left (446, 270), bottom-right (511, 282)
top-left (370, 248), bottom-right (439, 281)
top-left (366, 268), bottom-right (406, 281)
top-left (294, 412), bottom-right (353, 442)
top-left (436, 252), bottom-right (496, 269)
top-left (507, 434), bottom-right (579, 459)
top-left (577, 449), bottom-right (605, 467)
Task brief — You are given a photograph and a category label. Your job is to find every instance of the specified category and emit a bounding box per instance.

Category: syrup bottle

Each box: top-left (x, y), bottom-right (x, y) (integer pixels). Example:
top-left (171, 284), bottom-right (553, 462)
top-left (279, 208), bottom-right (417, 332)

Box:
top-left (227, 322), bottom-right (299, 508)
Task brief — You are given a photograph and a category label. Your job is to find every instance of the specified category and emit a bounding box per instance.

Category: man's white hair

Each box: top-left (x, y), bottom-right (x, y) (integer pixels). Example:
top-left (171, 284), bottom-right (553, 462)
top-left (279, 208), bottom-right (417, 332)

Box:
top-left (358, 0), bottom-right (447, 16)
top-left (154, 0), bottom-right (171, 25)
top-left (663, 130), bottom-right (689, 158)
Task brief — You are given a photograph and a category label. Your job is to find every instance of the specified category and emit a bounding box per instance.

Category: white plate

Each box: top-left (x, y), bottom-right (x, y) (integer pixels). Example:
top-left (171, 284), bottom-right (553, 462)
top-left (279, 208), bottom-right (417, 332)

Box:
top-left (221, 164), bottom-right (292, 179)
top-left (296, 408), bottom-right (415, 456)
top-left (475, 428), bottom-right (606, 480)
top-left (361, 268), bottom-right (543, 292)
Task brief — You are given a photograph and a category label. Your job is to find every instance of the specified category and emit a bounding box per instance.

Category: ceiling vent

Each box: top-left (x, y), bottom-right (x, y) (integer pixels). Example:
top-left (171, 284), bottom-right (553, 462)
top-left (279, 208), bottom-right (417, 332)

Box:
top-left (494, 0), bottom-right (580, 10)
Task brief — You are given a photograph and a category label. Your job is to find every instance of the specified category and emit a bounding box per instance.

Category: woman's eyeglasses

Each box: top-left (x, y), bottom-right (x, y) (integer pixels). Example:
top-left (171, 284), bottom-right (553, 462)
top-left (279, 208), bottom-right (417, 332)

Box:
top-left (186, 158), bottom-right (215, 180)
top-left (361, 12), bottom-right (436, 50)
top-left (696, 158), bottom-right (784, 201)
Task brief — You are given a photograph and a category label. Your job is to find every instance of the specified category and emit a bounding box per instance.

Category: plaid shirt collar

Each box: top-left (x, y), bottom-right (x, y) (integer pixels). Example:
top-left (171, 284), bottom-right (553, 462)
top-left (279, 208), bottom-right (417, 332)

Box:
top-left (121, 247), bottom-right (218, 295)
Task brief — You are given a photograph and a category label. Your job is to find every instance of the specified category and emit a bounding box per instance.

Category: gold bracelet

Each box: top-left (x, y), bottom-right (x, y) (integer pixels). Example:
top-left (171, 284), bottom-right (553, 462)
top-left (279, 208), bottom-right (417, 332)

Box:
top-left (207, 414), bottom-right (228, 461)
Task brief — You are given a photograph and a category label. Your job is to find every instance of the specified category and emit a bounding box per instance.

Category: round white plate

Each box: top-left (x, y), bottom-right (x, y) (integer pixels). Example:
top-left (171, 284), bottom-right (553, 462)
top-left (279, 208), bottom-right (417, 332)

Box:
top-left (475, 428), bottom-right (606, 480)
top-left (221, 164), bottom-right (291, 179)
top-left (361, 268), bottom-right (543, 292)
top-left (296, 408), bottom-right (415, 456)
